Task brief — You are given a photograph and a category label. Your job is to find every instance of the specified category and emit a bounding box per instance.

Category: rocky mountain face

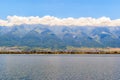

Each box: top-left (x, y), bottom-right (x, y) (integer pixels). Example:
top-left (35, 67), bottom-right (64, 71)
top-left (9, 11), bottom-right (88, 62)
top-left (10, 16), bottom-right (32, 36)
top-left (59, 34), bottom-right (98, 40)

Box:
top-left (0, 25), bottom-right (120, 49)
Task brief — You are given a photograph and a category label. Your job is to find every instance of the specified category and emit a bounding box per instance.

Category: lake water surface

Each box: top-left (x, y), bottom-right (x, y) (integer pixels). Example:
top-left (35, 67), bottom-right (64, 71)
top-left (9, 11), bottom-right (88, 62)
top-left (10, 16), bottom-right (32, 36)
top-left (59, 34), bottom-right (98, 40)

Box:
top-left (0, 54), bottom-right (120, 80)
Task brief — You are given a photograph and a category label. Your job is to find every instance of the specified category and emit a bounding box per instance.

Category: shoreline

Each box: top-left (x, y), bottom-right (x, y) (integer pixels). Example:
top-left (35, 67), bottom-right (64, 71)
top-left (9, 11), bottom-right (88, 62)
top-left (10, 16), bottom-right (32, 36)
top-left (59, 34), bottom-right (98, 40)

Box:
top-left (0, 51), bottom-right (120, 54)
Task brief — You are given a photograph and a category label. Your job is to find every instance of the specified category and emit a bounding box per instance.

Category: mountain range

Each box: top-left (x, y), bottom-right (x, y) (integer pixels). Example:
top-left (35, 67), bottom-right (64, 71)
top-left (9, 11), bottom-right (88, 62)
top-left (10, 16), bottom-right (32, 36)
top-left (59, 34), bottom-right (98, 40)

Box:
top-left (0, 25), bottom-right (120, 49)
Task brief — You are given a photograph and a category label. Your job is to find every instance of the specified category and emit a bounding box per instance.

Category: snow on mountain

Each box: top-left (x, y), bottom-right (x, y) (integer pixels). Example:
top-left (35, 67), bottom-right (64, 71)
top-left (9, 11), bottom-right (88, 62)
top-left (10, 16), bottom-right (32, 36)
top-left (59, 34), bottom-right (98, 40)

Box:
top-left (0, 25), bottom-right (120, 49)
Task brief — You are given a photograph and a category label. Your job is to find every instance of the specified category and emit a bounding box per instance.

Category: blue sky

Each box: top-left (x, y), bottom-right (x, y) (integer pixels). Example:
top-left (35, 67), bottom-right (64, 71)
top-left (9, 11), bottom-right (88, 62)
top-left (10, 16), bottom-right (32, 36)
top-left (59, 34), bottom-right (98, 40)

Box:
top-left (0, 0), bottom-right (119, 19)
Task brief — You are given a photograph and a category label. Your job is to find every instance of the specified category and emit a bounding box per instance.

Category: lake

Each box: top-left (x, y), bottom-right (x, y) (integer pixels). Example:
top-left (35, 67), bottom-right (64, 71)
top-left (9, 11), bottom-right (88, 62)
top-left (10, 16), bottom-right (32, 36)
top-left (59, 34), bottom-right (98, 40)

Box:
top-left (0, 54), bottom-right (120, 80)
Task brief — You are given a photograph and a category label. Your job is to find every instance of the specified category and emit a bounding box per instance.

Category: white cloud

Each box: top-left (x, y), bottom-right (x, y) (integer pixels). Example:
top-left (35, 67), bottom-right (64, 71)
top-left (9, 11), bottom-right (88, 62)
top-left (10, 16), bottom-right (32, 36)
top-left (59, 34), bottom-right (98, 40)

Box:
top-left (0, 15), bottom-right (120, 27)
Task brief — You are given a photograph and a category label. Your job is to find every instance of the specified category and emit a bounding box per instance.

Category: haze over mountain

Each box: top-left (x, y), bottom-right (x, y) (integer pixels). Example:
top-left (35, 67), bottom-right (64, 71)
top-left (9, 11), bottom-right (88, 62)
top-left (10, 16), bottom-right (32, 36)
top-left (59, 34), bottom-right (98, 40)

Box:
top-left (0, 16), bottom-right (120, 49)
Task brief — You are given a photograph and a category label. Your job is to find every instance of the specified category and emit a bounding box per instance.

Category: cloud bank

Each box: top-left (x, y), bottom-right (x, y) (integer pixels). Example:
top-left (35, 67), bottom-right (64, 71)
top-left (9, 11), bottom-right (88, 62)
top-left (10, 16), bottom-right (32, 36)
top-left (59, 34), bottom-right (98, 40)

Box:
top-left (0, 15), bottom-right (120, 27)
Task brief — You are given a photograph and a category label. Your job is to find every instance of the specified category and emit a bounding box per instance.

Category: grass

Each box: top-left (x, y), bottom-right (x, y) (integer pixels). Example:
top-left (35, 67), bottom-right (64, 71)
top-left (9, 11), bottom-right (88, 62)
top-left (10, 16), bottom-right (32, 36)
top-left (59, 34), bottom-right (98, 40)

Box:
top-left (0, 51), bottom-right (120, 54)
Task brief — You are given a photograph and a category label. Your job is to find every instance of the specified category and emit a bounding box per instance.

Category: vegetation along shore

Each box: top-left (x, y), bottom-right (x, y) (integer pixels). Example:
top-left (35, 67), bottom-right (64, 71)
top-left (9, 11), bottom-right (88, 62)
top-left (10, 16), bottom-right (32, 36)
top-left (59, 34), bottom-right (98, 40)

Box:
top-left (0, 47), bottom-right (120, 54)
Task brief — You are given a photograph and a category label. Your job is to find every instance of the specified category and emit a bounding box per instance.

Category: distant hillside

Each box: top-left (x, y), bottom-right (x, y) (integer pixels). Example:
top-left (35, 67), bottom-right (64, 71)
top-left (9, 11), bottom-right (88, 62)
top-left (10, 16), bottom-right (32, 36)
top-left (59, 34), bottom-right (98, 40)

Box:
top-left (0, 25), bottom-right (120, 49)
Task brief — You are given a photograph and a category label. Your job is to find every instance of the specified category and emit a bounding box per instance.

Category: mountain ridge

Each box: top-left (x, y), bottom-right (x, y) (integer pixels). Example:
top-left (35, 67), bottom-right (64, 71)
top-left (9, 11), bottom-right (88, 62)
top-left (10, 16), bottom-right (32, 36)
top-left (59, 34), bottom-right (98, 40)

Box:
top-left (0, 25), bottom-right (120, 49)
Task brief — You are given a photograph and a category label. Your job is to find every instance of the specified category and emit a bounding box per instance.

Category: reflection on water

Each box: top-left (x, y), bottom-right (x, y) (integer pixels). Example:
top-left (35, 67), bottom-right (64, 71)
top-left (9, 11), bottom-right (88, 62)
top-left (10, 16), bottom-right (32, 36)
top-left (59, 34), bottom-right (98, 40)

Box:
top-left (0, 54), bottom-right (120, 80)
